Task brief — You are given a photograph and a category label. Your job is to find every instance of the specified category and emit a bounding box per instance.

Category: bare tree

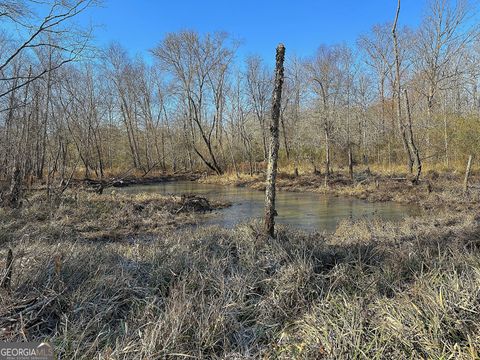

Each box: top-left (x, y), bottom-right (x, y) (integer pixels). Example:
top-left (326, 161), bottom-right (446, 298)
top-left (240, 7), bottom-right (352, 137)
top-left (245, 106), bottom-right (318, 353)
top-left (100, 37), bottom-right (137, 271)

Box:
top-left (0, 0), bottom-right (97, 99)
top-left (358, 23), bottom-right (395, 166)
top-left (0, 0), bottom-right (97, 207)
top-left (283, 55), bottom-right (306, 176)
top-left (392, 0), bottom-right (414, 174)
top-left (265, 44), bottom-right (285, 237)
top-left (307, 44), bottom-right (350, 178)
top-left (2, 0), bottom-right (480, 206)
top-left (413, 0), bottom-right (478, 162)
top-left (246, 56), bottom-right (272, 161)
top-left (152, 31), bottom-right (237, 175)
top-left (403, 89), bottom-right (422, 183)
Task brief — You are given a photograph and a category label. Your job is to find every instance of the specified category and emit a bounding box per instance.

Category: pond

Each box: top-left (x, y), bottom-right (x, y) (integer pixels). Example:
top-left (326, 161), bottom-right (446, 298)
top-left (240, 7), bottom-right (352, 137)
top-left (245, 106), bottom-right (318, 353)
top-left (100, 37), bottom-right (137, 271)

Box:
top-left (116, 181), bottom-right (419, 232)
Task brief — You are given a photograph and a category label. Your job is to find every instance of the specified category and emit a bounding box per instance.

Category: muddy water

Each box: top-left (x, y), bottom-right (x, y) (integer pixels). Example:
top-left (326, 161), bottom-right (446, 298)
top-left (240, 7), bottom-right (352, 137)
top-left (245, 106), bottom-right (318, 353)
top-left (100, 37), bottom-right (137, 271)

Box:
top-left (117, 181), bottom-right (419, 232)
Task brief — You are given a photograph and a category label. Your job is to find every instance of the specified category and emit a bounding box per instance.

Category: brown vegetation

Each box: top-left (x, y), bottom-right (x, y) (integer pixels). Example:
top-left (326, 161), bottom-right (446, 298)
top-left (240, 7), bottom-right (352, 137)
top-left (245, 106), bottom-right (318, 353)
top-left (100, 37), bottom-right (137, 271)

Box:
top-left (0, 192), bottom-right (478, 358)
top-left (200, 167), bottom-right (480, 213)
top-left (0, 191), bottom-right (225, 244)
top-left (1, 1), bottom-right (480, 358)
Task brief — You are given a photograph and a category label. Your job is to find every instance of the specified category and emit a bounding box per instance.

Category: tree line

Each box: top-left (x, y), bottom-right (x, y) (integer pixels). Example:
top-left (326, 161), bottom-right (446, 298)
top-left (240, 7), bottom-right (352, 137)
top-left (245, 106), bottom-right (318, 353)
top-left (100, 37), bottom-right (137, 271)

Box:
top-left (1, 0), bottom-right (480, 205)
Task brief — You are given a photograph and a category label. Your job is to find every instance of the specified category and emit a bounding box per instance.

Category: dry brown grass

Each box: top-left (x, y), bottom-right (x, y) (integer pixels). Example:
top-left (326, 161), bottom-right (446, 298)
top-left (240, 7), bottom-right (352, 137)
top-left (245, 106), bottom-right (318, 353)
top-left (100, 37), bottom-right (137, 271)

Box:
top-left (0, 191), bottom-right (225, 244)
top-left (201, 169), bottom-right (480, 213)
top-left (0, 190), bottom-right (479, 359)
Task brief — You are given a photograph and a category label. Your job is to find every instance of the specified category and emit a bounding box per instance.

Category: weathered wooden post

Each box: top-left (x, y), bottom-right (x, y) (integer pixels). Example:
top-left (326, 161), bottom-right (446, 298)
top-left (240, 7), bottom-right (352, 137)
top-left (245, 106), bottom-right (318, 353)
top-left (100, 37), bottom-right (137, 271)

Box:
top-left (463, 155), bottom-right (473, 195)
top-left (264, 44), bottom-right (285, 237)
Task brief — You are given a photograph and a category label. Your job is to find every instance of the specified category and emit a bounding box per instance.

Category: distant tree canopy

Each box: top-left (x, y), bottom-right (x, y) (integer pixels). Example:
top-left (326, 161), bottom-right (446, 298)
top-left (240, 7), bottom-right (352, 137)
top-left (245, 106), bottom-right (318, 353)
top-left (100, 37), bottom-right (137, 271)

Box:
top-left (1, 0), bottom-right (480, 194)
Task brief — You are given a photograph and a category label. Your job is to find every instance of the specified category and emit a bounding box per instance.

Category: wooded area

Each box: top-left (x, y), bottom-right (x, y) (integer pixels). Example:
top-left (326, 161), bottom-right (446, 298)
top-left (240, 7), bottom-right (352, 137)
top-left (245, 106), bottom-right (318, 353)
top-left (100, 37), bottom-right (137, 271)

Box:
top-left (1, 0), bottom-right (480, 203)
top-left (2, 1), bottom-right (480, 358)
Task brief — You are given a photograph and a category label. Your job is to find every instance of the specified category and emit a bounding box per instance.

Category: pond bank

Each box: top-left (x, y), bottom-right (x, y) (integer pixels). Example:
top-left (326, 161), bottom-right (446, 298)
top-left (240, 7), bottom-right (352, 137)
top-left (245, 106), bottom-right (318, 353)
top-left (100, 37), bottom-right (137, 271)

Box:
top-left (76, 172), bottom-right (201, 192)
top-left (199, 171), bottom-right (480, 212)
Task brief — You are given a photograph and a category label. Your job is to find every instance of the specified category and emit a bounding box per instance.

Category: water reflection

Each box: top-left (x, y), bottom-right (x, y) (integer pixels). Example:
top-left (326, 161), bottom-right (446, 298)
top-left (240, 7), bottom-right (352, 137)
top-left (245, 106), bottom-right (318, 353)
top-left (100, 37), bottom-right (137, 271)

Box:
top-left (117, 181), bottom-right (418, 232)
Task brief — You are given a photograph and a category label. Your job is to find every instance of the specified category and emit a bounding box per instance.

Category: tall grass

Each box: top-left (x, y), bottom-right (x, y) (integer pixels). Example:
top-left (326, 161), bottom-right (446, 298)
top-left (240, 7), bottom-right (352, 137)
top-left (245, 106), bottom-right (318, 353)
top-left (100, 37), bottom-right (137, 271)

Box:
top-left (0, 195), bottom-right (479, 358)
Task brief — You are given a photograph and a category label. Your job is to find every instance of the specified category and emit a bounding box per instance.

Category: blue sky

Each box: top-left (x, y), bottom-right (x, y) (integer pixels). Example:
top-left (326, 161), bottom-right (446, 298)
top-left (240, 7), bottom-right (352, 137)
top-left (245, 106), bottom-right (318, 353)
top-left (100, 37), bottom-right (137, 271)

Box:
top-left (79, 0), bottom-right (425, 63)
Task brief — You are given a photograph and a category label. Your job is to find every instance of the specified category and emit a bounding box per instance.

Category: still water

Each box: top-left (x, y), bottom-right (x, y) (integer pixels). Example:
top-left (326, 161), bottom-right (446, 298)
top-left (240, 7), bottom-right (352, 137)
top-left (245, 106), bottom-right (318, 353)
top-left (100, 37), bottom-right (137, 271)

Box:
top-left (117, 181), bottom-right (418, 232)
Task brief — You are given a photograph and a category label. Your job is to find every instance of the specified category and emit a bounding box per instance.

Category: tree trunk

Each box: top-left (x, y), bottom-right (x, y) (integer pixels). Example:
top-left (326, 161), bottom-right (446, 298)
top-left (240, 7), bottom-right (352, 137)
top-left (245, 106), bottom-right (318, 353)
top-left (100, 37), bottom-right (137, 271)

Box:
top-left (463, 155), bottom-right (473, 195)
top-left (348, 145), bottom-right (354, 181)
top-left (324, 121), bottom-right (331, 176)
top-left (225, 131), bottom-right (240, 178)
top-left (404, 89), bottom-right (421, 184)
top-left (443, 93), bottom-right (449, 168)
top-left (426, 87), bottom-right (434, 156)
top-left (280, 111), bottom-right (290, 160)
top-left (264, 44), bottom-right (285, 237)
top-left (5, 164), bottom-right (22, 208)
top-left (392, 0), bottom-right (413, 174)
